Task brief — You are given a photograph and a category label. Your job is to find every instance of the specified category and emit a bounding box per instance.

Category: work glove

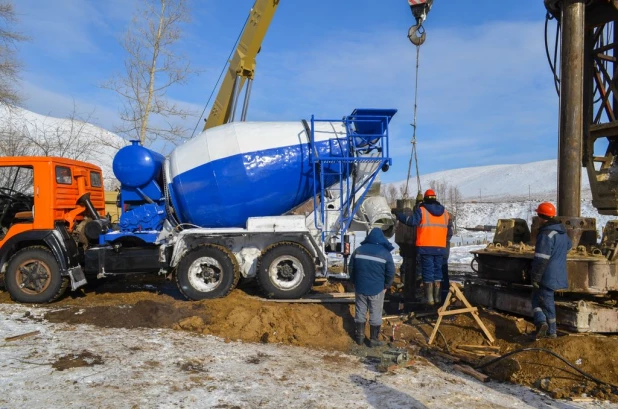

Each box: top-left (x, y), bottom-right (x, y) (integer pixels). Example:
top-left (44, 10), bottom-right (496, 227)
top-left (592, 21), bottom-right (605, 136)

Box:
top-left (532, 281), bottom-right (540, 289)
top-left (395, 213), bottom-right (407, 223)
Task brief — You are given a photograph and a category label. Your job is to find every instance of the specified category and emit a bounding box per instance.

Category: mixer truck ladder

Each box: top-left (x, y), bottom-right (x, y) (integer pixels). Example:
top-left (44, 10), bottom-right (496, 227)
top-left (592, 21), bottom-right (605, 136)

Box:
top-left (309, 109), bottom-right (396, 244)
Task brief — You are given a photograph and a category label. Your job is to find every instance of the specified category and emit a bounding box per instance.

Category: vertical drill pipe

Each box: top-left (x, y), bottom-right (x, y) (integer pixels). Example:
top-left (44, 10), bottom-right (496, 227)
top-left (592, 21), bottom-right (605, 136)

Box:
top-left (558, 0), bottom-right (585, 217)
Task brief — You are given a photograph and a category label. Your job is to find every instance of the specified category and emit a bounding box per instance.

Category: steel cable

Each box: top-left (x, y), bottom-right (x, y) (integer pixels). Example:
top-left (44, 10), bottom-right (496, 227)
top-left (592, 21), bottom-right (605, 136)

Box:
top-left (404, 44), bottom-right (423, 199)
top-left (475, 347), bottom-right (618, 394)
top-left (190, 14), bottom-right (250, 138)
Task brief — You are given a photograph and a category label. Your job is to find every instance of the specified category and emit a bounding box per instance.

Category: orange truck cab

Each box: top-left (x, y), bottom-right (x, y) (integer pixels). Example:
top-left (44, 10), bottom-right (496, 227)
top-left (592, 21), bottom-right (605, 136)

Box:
top-left (0, 157), bottom-right (106, 303)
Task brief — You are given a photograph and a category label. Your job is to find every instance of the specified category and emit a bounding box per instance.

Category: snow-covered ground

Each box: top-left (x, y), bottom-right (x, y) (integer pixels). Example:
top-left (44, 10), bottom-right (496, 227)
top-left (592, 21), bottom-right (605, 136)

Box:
top-left (0, 304), bottom-right (609, 409)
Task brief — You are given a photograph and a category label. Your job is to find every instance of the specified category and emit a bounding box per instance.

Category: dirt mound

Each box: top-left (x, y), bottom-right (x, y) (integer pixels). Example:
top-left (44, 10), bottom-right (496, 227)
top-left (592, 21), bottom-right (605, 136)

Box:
top-left (176, 291), bottom-right (354, 349)
top-left (51, 350), bottom-right (104, 371)
top-left (45, 299), bottom-right (203, 329)
top-left (37, 276), bottom-right (355, 351)
top-left (393, 312), bottom-right (618, 402)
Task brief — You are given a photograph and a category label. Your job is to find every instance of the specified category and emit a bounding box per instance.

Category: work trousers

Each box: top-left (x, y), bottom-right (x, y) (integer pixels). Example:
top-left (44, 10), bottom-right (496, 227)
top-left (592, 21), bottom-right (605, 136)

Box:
top-left (355, 291), bottom-right (385, 326)
top-left (532, 286), bottom-right (557, 335)
top-left (419, 254), bottom-right (443, 283)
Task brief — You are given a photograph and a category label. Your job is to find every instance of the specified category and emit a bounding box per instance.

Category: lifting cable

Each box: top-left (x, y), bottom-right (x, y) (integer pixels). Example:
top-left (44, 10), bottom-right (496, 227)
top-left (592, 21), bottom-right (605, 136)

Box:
top-left (190, 14), bottom-right (250, 138)
top-left (403, 41), bottom-right (423, 199)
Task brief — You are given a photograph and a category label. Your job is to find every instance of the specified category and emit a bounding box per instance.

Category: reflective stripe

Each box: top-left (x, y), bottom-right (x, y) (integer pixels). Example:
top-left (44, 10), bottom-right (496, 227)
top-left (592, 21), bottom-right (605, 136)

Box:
top-left (356, 254), bottom-right (387, 264)
top-left (535, 253), bottom-right (551, 260)
top-left (416, 208), bottom-right (449, 248)
top-left (548, 231), bottom-right (557, 238)
top-left (419, 208), bottom-right (448, 228)
top-left (548, 318), bottom-right (556, 323)
top-left (533, 307), bottom-right (543, 312)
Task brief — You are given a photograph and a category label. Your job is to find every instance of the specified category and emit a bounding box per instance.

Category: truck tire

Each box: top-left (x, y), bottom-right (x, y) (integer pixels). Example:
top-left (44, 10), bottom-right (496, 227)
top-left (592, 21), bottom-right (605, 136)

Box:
top-left (257, 243), bottom-right (315, 299)
top-left (4, 246), bottom-right (68, 303)
top-left (176, 245), bottom-right (239, 300)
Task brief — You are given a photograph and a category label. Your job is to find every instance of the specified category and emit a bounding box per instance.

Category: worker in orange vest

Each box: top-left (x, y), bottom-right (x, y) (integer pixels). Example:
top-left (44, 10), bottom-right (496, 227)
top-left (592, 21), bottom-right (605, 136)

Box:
top-left (395, 189), bottom-right (451, 307)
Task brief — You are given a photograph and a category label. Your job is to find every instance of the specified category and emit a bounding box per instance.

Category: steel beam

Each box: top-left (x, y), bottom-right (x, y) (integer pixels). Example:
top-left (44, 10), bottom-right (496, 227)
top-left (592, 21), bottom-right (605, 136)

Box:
top-left (558, 0), bottom-right (586, 217)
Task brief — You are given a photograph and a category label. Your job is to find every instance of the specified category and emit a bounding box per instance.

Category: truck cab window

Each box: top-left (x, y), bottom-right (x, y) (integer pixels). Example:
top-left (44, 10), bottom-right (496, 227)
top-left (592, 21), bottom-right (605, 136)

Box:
top-left (0, 166), bottom-right (35, 239)
top-left (90, 171), bottom-right (102, 188)
top-left (56, 166), bottom-right (72, 185)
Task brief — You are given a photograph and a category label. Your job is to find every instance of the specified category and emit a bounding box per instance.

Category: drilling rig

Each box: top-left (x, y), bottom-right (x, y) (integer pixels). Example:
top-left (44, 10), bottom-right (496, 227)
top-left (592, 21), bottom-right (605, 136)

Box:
top-left (466, 0), bottom-right (618, 332)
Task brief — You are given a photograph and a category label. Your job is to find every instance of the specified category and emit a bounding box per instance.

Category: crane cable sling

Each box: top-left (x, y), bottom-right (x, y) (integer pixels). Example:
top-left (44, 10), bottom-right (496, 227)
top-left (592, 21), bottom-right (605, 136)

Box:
top-left (190, 14), bottom-right (251, 139)
top-left (475, 347), bottom-right (618, 394)
top-left (404, 43), bottom-right (423, 199)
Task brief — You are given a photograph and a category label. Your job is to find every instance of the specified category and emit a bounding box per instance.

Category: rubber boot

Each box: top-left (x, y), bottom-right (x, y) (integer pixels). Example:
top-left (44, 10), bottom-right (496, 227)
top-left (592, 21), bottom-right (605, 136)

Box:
top-left (369, 325), bottom-right (384, 348)
top-left (532, 322), bottom-right (548, 340)
top-left (425, 282), bottom-right (435, 306)
top-left (355, 322), bottom-right (365, 346)
top-left (433, 281), bottom-right (441, 307)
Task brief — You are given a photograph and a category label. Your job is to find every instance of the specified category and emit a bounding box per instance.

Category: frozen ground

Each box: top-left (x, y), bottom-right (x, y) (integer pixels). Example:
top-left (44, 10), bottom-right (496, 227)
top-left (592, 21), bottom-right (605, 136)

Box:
top-left (1, 304), bottom-right (614, 409)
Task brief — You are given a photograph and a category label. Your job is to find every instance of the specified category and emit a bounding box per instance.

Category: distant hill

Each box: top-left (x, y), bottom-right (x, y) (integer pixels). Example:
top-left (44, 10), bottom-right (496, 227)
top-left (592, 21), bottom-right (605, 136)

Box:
top-left (388, 160), bottom-right (592, 201)
top-left (0, 105), bottom-right (125, 189)
top-left (385, 160), bottom-right (617, 237)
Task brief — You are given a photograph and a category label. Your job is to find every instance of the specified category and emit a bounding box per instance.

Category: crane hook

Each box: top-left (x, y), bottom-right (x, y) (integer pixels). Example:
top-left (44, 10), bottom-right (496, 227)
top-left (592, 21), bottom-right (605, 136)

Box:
top-left (408, 24), bottom-right (426, 46)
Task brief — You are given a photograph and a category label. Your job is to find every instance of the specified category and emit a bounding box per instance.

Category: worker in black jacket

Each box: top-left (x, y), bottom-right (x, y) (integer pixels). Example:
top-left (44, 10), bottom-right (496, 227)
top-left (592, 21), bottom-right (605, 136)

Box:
top-left (349, 228), bottom-right (395, 347)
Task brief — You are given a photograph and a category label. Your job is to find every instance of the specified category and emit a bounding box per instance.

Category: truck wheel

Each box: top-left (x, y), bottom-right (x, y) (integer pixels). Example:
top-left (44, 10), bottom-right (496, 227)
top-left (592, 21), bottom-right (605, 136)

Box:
top-left (4, 246), bottom-right (68, 303)
top-left (176, 245), bottom-right (239, 300)
top-left (257, 243), bottom-right (315, 299)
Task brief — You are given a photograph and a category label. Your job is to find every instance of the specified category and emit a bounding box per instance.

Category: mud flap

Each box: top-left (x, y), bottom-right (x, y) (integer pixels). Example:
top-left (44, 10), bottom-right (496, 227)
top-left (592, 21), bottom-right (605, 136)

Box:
top-left (68, 266), bottom-right (87, 291)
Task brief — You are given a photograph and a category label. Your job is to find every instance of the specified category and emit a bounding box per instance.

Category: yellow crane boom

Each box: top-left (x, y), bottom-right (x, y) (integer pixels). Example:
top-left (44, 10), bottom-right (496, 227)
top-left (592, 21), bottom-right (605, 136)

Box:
top-left (203, 0), bottom-right (280, 130)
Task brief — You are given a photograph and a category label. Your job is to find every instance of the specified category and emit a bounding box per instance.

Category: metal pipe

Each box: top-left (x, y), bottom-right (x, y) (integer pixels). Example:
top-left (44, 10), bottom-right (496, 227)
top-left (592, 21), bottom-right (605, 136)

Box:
top-left (558, 0), bottom-right (585, 217)
top-left (240, 79), bottom-right (253, 121)
top-left (227, 75), bottom-right (241, 124)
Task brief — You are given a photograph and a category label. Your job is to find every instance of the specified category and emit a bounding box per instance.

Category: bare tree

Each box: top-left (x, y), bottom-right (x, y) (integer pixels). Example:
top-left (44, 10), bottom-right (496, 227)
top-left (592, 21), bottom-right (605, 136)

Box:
top-left (103, 0), bottom-right (195, 146)
top-left (447, 184), bottom-right (462, 233)
top-left (380, 184), bottom-right (399, 208)
top-left (0, 104), bottom-right (123, 189)
top-left (0, 1), bottom-right (27, 106)
top-left (0, 126), bottom-right (35, 193)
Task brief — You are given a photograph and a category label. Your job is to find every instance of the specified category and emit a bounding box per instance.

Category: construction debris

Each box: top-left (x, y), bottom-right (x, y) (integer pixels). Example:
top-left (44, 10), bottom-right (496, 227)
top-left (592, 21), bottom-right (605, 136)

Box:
top-left (4, 330), bottom-right (40, 342)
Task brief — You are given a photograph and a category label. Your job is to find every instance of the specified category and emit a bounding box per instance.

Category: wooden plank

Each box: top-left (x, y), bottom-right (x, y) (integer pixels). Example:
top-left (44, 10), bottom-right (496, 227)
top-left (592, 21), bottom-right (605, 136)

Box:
top-left (470, 311), bottom-right (495, 344)
top-left (452, 364), bottom-right (489, 383)
top-left (570, 397), bottom-right (595, 402)
top-left (438, 307), bottom-right (478, 316)
top-left (264, 298), bottom-right (354, 304)
top-left (451, 350), bottom-right (485, 362)
top-left (457, 345), bottom-right (501, 354)
top-left (431, 350), bottom-right (461, 363)
top-left (5, 330), bottom-right (40, 342)
top-left (452, 348), bottom-right (488, 358)
top-left (303, 292), bottom-right (355, 299)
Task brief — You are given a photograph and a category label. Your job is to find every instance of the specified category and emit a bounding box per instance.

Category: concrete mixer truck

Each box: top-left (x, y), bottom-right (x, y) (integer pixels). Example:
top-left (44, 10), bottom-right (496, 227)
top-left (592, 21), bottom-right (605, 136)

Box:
top-left (0, 109), bottom-right (397, 303)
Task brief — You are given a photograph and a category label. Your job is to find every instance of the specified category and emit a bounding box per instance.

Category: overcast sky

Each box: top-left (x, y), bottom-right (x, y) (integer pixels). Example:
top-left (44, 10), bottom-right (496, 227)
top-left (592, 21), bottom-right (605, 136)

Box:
top-left (14, 0), bottom-right (560, 183)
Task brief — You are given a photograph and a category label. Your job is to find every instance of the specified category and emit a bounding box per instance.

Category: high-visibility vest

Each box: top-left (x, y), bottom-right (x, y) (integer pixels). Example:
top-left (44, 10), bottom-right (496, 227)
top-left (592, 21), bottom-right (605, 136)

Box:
top-left (416, 207), bottom-right (449, 248)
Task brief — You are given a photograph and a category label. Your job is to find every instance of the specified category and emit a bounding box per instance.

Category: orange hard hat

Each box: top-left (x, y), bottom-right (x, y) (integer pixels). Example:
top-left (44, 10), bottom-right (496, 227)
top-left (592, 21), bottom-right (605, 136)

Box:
top-left (536, 202), bottom-right (556, 218)
top-left (424, 189), bottom-right (436, 199)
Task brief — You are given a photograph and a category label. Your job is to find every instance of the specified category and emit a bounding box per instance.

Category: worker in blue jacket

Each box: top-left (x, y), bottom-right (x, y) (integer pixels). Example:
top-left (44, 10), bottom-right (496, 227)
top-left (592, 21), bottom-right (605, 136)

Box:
top-left (349, 228), bottom-right (395, 347)
top-left (395, 189), bottom-right (452, 307)
top-left (530, 202), bottom-right (572, 340)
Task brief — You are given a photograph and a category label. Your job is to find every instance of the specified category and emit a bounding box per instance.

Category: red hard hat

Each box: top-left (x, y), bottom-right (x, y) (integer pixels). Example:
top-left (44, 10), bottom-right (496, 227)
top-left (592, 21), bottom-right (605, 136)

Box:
top-left (536, 202), bottom-right (556, 218)
top-left (424, 189), bottom-right (436, 198)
